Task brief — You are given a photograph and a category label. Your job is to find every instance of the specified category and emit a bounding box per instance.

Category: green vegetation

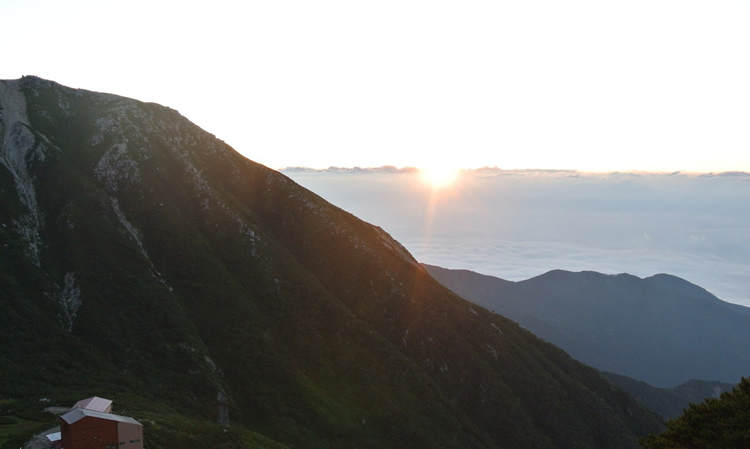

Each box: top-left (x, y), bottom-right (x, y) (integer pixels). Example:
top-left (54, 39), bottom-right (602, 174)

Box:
top-left (0, 418), bottom-right (53, 449)
top-left (641, 377), bottom-right (750, 449)
top-left (0, 395), bottom-right (289, 449)
top-left (0, 399), bottom-right (58, 449)
top-left (113, 395), bottom-right (290, 449)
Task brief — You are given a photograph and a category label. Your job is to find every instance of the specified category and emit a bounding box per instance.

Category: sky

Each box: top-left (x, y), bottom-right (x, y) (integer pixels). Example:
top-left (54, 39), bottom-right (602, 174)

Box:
top-left (2, 0), bottom-right (750, 172)
top-left (4, 1), bottom-right (749, 305)
top-left (285, 168), bottom-right (750, 307)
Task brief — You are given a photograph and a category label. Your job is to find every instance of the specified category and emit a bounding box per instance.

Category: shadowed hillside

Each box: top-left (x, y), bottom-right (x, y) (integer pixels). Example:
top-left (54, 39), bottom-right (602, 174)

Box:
top-left (1, 77), bottom-right (662, 449)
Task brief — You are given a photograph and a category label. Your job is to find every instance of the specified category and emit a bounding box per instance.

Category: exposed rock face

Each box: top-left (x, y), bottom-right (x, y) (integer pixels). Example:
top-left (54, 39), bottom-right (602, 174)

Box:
top-left (53, 272), bottom-right (82, 331)
top-left (0, 79), bottom-right (45, 265)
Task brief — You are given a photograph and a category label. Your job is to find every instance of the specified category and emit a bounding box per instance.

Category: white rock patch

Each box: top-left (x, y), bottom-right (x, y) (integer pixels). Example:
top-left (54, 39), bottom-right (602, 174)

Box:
top-left (0, 80), bottom-right (45, 265)
top-left (54, 272), bottom-right (82, 331)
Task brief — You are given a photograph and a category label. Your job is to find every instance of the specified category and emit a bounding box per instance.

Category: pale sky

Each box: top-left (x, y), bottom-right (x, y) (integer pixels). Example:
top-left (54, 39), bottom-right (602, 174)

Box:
top-left (3, 0), bottom-right (750, 172)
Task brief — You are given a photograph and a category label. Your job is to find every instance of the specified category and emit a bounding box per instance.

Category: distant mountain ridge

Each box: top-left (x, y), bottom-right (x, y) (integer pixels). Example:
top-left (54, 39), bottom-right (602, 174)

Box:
top-left (424, 265), bottom-right (750, 387)
top-left (0, 76), bottom-right (663, 448)
top-left (600, 372), bottom-right (734, 420)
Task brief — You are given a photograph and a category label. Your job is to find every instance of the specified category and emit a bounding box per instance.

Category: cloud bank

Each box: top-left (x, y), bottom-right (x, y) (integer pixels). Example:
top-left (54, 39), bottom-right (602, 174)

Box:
top-left (284, 168), bottom-right (750, 307)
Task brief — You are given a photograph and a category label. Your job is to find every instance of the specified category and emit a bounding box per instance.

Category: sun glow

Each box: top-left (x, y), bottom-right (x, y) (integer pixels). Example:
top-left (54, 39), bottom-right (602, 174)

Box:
top-left (419, 164), bottom-right (461, 189)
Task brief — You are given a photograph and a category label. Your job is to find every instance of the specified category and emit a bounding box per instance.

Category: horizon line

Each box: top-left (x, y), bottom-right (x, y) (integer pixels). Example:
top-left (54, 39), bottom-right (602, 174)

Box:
top-left (278, 165), bottom-right (750, 176)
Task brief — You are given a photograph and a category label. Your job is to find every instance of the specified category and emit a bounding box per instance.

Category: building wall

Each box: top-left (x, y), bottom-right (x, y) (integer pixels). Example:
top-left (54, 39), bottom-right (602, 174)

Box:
top-left (61, 416), bottom-right (119, 449)
top-left (117, 421), bottom-right (144, 449)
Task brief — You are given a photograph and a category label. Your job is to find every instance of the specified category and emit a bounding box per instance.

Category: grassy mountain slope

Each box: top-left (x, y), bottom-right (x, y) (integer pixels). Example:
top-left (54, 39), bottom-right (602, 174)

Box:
top-left (1, 77), bottom-right (661, 448)
top-left (424, 264), bottom-right (750, 387)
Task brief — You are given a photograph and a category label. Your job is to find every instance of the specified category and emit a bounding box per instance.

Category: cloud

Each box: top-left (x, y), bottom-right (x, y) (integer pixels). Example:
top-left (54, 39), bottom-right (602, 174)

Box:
top-left (284, 168), bottom-right (750, 306)
top-left (282, 165), bottom-right (418, 174)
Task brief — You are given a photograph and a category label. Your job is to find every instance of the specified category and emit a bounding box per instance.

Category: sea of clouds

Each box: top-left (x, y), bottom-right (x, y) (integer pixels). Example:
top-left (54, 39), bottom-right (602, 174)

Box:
top-left (283, 167), bottom-right (750, 307)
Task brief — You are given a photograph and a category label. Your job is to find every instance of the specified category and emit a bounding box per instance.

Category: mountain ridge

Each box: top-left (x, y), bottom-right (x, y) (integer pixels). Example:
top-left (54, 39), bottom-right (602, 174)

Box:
top-left (600, 372), bottom-right (735, 420)
top-left (424, 264), bottom-right (750, 387)
top-left (1, 76), bottom-right (662, 448)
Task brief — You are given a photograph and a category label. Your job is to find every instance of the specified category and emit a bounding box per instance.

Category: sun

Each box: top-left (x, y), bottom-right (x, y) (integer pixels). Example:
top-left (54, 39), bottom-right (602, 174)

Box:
top-left (419, 164), bottom-right (460, 189)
